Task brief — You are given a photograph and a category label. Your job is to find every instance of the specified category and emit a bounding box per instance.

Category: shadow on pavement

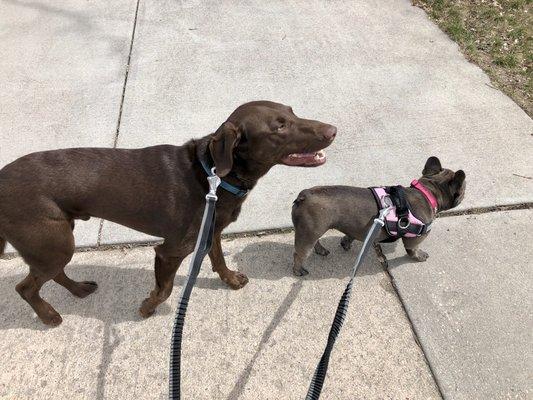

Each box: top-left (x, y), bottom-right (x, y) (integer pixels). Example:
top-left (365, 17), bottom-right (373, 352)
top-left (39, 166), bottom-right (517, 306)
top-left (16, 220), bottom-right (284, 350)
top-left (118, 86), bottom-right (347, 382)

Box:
top-left (234, 235), bottom-right (387, 281)
top-left (0, 263), bottom-right (226, 332)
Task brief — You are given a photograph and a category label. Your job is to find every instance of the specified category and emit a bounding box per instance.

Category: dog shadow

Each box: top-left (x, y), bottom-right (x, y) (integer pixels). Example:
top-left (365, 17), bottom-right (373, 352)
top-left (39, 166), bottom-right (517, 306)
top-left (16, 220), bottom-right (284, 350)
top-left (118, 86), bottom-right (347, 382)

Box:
top-left (378, 241), bottom-right (417, 270)
top-left (0, 262), bottom-right (229, 332)
top-left (0, 236), bottom-right (394, 399)
top-left (234, 235), bottom-right (385, 281)
top-left (0, 236), bottom-right (388, 332)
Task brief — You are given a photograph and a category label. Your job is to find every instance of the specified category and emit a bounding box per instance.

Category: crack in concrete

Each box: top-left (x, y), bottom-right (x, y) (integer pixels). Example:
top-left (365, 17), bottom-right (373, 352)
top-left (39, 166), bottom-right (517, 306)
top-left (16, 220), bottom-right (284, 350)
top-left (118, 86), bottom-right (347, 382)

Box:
top-left (373, 244), bottom-right (445, 399)
top-left (113, 0), bottom-right (141, 149)
top-left (2, 202), bottom-right (531, 260)
top-left (96, 0), bottom-right (142, 246)
top-left (438, 202), bottom-right (532, 218)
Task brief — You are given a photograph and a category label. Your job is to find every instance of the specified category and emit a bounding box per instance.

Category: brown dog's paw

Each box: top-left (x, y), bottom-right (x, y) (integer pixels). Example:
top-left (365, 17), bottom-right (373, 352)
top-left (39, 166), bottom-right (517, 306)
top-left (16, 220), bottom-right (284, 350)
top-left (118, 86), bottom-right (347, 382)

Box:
top-left (41, 312), bottom-right (63, 327)
top-left (139, 299), bottom-right (156, 318)
top-left (224, 271), bottom-right (249, 290)
top-left (72, 281), bottom-right (98, 298)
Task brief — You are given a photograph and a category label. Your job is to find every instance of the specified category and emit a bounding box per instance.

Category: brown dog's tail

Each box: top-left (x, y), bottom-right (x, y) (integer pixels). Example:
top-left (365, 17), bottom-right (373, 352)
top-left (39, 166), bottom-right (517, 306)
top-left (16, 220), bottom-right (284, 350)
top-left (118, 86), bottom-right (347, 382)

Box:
top-left (0, 238), bottom-right (6, 257)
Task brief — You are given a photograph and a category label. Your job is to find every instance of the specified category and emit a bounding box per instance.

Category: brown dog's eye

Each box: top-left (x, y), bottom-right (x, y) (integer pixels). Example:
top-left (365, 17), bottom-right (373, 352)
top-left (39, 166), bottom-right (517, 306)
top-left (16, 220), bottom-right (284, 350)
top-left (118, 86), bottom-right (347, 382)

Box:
top-left (277, 124), bottom-right (286, 131)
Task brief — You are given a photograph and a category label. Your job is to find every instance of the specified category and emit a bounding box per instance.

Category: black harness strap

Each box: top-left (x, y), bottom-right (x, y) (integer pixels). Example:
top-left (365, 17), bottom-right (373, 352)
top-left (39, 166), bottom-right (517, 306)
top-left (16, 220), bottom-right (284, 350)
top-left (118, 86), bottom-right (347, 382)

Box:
top-left (388, 186), bottom-right (408, 217)
top-left (371, 186), bottom-right (429, 239)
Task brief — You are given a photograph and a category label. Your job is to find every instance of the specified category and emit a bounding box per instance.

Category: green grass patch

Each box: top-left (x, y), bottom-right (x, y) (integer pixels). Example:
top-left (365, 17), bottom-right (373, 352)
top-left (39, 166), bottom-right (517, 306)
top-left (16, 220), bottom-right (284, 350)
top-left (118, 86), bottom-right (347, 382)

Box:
top-left (413, 0), bottom-right (532, 117)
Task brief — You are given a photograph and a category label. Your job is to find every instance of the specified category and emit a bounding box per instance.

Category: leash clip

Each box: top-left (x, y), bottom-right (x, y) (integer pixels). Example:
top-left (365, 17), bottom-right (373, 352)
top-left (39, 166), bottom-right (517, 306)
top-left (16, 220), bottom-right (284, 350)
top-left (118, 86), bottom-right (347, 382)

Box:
top-left (376, 196), bottom-right (393, 226)
top-left (206, 167), bottom-right (221, 201)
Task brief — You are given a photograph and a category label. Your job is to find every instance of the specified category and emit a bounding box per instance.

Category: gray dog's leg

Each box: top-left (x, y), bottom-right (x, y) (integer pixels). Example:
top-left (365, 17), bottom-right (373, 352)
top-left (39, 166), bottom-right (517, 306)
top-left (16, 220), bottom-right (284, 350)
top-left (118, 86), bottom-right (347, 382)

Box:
top-left (313, 240), bottom-right (330, 256)
top-left (340, 235), bottom-right (354, 251)
top-left (402, 236), bottom-right (429, 262)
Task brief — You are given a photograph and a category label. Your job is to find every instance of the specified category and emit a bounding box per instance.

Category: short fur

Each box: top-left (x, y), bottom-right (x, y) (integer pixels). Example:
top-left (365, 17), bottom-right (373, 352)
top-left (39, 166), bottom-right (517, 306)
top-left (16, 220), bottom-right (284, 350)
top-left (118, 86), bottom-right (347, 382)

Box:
top-left (0, 101), bottom-right (336, 325)
top-left (291, 157), bottom-right (466, 276)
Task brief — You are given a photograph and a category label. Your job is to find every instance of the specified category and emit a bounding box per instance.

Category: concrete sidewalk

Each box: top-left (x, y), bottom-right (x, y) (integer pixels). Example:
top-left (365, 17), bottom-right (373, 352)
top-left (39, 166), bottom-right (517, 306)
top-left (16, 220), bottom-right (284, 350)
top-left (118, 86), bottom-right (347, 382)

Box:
top-left (1, 0), bottom-right (531, 248)
top-left (0, 233), bottom-right (439, 399)
top-left (381, 208), bottom-right (533, 399)
top-left (0, 0), bottom-right (532, 399)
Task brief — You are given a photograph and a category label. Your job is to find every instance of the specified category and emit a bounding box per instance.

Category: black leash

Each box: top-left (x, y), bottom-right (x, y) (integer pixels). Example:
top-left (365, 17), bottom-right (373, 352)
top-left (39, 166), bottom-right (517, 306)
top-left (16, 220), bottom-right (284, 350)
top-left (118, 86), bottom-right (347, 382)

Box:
top-left (169, 169), bottom-right (221, 400)
top-left (305, 199), bottom-right (393, 400)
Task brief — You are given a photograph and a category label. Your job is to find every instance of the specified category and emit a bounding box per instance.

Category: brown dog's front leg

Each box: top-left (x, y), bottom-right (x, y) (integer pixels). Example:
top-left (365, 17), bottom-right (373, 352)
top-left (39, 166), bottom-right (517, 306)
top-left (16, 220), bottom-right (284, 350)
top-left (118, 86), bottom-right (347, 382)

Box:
top-left (209, 232), bottom-right (248, 289)
top-left (139, 243), bottom-right (187, 318)
top-left (402, 236), bottom-right (429, 262)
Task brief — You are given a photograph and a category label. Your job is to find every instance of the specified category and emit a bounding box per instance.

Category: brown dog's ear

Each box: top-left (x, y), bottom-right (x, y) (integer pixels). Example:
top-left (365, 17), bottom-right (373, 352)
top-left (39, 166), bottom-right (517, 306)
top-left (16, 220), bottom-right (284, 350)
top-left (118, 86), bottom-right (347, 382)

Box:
top-left (450, 170), bottom-right (466, 192)
top-left (422, 156), bottom-right (442, 176)
top-left (209, 121), bottom-right (241, 177)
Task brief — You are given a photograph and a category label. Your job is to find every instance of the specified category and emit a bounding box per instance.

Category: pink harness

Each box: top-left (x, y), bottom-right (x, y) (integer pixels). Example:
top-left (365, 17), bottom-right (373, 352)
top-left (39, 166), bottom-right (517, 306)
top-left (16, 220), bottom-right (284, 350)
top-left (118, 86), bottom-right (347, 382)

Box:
top-left (370, 180), bottom-right (438, 239)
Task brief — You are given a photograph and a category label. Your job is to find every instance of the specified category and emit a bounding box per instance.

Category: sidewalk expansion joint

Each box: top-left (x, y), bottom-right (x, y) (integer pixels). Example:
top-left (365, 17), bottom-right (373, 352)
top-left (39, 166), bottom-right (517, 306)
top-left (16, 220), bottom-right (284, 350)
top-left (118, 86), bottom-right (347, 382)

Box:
top-left (1, 202), bottom-right (531, 259)
top-left (113, 0), bottom-right (141, 148)
top-left (374, 244), bottom-right (445, 399)
top-left (96, 0), bottom-right (142, 245)
top-left (439, 202), bottom-right (532, 218)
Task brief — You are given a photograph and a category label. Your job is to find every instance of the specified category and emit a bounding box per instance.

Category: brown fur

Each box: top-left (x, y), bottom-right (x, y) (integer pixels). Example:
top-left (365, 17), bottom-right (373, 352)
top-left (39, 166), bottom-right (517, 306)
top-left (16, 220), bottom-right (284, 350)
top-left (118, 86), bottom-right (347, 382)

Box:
top-left (0, 101), bottom-right (336, 326)
top-left (291, 157), bottom-right (466, 276)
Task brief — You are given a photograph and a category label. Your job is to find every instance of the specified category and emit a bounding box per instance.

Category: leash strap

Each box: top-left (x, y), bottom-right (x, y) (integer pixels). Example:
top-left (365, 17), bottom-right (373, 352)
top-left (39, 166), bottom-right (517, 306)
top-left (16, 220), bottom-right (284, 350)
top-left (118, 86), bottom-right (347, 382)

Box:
top-left (305, 204), bottom-right (393, 400)
top-left (169, 172), bottom-right (221, 400)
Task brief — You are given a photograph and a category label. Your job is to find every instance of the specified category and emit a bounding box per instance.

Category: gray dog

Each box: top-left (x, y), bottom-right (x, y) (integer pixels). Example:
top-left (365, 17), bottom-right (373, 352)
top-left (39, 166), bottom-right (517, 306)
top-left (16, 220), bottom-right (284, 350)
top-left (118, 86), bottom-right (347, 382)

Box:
top-left (291, 156), bottom-right (466, 276)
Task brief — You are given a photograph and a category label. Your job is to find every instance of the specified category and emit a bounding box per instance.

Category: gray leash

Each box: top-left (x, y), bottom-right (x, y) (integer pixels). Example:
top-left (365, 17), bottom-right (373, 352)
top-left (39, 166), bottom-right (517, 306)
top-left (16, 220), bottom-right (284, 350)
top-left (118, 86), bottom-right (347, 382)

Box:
top-left (169, 169), bottom-right (220, 400)
top-left (169, 172), bottom-right (392, 400)
top-left (305, 198), bottom-right (393, 400)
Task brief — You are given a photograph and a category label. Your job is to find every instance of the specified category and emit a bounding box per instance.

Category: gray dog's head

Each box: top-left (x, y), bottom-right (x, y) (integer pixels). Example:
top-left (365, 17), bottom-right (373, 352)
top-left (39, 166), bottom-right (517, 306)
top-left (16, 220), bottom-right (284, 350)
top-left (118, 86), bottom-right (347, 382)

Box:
top-left (418, 156), bottom-right (466, 212)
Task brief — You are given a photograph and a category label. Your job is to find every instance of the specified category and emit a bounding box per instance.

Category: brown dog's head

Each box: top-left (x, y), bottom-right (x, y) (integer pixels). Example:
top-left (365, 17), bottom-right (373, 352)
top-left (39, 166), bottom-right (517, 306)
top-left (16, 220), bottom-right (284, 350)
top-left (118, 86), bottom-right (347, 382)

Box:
top-left (419, 156), bottom-right (466, 211)
top-left (209, 101), bottom-right (336, 177)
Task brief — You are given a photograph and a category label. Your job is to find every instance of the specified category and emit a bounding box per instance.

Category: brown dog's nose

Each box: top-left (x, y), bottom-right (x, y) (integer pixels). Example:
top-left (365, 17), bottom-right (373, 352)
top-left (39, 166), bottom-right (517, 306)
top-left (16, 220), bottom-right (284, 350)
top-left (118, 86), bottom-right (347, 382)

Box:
top-left (323, 125), bottom-right (337, 141)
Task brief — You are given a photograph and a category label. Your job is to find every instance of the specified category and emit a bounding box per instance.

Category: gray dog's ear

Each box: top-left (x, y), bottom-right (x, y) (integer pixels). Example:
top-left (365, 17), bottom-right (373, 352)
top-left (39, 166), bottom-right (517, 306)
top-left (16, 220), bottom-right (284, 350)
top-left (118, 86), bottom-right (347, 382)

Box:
top-left (209, 121), bottom-right (241, 177)
top-left (422, 156), bottom-right (442, 176)
top-left (450, 170), bottom-right (466, 192)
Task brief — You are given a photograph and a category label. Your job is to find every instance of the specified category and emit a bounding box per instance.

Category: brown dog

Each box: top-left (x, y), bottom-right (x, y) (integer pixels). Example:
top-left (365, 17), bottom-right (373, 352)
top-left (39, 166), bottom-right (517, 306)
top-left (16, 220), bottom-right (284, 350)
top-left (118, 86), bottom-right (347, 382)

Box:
top-left (291, 157), bottom-right (465, 276)
top-left (0, 101), bottom-right (336, 326)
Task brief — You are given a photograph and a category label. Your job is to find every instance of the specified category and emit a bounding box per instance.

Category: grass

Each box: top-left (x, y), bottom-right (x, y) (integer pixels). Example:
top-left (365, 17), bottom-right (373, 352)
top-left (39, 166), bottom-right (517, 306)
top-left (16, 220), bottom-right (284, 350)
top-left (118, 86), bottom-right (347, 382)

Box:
top-left (413, 0), bottom-right (532, 117)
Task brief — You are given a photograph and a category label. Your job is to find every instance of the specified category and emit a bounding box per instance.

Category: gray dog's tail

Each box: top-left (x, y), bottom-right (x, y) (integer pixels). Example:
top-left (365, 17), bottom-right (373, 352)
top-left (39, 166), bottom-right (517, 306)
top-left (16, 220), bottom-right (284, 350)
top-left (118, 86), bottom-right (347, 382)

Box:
top-left (292, 190), bottom-right (309, 207)
top-left (0, 238), bottom-right (6, 257)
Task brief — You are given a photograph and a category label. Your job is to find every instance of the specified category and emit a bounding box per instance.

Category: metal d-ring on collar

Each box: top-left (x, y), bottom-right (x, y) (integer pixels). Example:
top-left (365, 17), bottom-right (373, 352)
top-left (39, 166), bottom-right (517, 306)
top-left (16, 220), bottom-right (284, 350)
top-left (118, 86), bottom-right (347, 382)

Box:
top-left (199, 159), bottom-right (249, 198)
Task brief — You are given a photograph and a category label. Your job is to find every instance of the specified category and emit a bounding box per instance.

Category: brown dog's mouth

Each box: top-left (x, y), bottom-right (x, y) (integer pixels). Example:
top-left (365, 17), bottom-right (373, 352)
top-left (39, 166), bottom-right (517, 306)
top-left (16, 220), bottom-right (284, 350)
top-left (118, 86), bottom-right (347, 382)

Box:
top-left (281, 150), bottom-right (327, 167)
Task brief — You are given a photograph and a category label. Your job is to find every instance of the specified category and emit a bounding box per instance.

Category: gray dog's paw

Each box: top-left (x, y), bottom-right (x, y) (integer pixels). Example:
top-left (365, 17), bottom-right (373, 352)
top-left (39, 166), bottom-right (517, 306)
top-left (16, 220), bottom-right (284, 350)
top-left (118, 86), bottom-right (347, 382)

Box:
top-left (314, 245), bottom-right (330, 257)
top-left (340, 236), bottom-right (352, 251)
top-left (293, 267), bottom-right (309, 277)
top-left (408, 249), bottom-right (429, 262)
